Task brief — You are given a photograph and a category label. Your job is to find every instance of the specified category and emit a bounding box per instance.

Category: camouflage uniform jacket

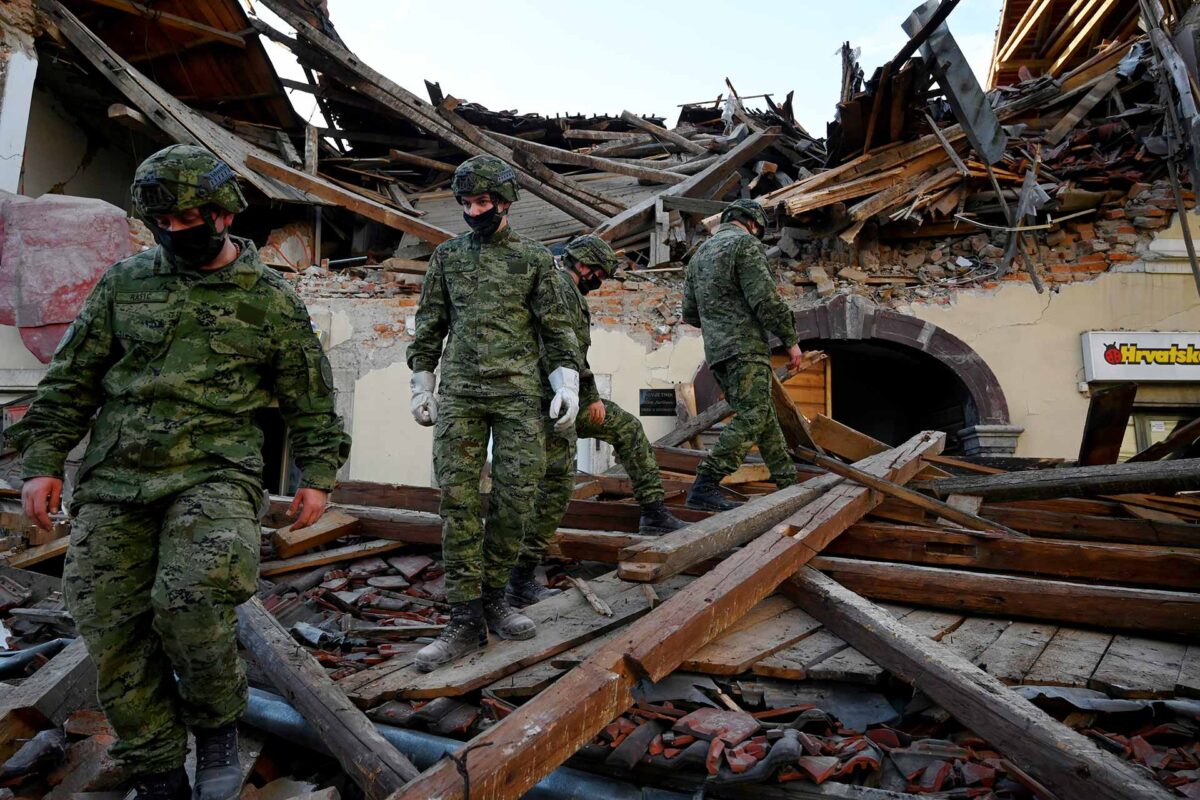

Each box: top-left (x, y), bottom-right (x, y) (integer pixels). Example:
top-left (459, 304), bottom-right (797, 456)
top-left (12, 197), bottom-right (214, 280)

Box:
top-left (408, 226), bottom-right (580, 398)
top-left (539, 266), bottom-right (600, 407)
top-left (6, 238), bottom-right (350, 507)
top-left (683, 222), bottom-right (798, 366)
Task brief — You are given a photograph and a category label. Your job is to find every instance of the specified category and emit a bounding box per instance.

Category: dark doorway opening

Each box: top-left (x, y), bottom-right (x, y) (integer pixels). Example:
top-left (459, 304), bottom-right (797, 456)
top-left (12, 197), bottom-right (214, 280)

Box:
top-left (804, 338), bottom-right (976, 454)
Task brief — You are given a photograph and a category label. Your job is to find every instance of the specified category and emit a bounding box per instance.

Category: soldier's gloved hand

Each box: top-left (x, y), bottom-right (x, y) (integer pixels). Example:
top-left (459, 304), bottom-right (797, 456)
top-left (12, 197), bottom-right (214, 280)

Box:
top-left (548, 366), bottom-right (581, 434)
top-left (410, 371), bottom-right (438, 427)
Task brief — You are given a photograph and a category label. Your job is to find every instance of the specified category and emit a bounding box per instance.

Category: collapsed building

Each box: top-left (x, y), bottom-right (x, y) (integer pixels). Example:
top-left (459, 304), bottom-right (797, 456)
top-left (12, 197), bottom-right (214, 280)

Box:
top-left (0, 0), bottom-right (1199, 799)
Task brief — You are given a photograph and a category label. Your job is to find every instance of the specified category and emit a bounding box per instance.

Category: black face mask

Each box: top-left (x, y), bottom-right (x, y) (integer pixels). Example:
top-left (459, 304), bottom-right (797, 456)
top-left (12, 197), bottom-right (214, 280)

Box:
top-left (152, 221), bottom-right (227, 269)
top-left (567, 261), bottom-right (604, 295)
top-left (463, 206), bottom-right (505, 238)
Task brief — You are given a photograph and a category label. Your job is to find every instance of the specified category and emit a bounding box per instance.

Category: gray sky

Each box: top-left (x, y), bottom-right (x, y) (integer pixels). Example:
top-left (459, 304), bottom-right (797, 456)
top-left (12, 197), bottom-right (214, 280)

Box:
top-left (248, 0), bottom-right (1004, 137)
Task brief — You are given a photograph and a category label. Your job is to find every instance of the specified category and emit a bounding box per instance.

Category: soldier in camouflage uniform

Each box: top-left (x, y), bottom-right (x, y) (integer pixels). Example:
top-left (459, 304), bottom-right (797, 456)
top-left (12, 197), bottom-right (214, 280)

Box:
top-left (507, 236), bottom-right (687, 607)
top-left (407, 155), bottom-right (581, 670)
top-left (6, 145), bottom-right (350, 800)
top-left (682, 199), bottom-right (804, 511)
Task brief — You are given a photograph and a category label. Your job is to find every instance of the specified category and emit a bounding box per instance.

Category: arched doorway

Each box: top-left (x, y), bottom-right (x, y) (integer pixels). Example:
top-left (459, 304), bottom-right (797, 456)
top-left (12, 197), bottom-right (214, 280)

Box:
top-left (694, 295), bottom-right (1022, 455)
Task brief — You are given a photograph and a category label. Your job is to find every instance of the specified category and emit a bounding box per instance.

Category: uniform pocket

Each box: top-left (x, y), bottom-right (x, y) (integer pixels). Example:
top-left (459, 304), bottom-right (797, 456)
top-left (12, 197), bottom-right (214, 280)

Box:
top-left (443, 263), bottom-right (478, 305)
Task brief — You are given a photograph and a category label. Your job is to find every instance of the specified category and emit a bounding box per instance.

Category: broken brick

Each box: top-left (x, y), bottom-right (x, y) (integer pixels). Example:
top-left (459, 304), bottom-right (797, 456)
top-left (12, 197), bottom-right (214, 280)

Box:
top-left (793, 755), bottom-right (841, 784)
top-left (673, 708), bottom-right (761, 747)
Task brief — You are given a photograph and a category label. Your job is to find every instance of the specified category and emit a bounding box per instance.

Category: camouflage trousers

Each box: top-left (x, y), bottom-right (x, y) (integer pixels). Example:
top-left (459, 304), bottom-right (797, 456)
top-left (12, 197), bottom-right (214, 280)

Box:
top-left (63, 481), bottom-right (260, 776)
top-left (522, 399), bottom-right (664, 568)
top-left (433, 393), bottom-right (545, 603)
top-left (697, 359), bottom-right (796, 487)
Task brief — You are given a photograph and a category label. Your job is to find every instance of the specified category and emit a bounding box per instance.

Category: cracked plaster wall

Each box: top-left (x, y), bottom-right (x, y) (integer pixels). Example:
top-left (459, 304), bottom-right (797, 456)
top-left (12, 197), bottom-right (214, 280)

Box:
top-left (902, 270), bottom-right (1200, 458)
top-left (314, 296), bottom-right (705, 487)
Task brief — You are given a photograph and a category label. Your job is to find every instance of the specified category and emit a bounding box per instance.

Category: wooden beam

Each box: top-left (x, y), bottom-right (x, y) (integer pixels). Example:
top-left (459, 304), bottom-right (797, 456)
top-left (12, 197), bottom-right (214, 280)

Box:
top-left (391, 432), bottom-right (943, 800)
top-left (259, 539), bottom-right (406, 576)
top-left (386, 148), bottom-right (456, 173)
top-left (1044, 71), bottom-right (1122, 146)
top-left (785, 568), bottom-right (1174, 800)
top-left (1050, 0), bottom-right (1124, 74)
top-left (808, 414), bottom-right (887, 461)
top-left (810, 556), bottom-right (1200, 635)
top-left (246, 154), bottom-right (453, 246)
top-left (980, 504), bottom-right (1200, 546)
top-left (270, 510), bottom-right (360, 559)
top-left (618, 473), bottom-right (843, 582)
top-left (235, 598), bottom-right (418, 798)
top-left (619, 110), bottom-right (709, 155)
top-left (489, 132), bottom-right (686, 185)
top-left (794, 446), bottom-right (1025, 538)
top-left (996, 0), bottom-right (1055, 63)
top-left (0, 639), bottom-right (95, 761)
top-left (653, 398), bottom-right (731, 447)
top-left (828, 521), bottom-right (1200, 590)
top-left (593, 128), bottom-right (779, 243)
top-left (83, 0), bottom-right (246, 47)
top-left (913, 457), bottom-right (1200, 501)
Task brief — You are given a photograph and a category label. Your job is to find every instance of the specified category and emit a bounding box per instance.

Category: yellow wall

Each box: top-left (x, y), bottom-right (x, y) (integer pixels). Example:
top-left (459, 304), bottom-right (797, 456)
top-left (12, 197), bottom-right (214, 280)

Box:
top-left (903, 270), bottom-right (1200, 458)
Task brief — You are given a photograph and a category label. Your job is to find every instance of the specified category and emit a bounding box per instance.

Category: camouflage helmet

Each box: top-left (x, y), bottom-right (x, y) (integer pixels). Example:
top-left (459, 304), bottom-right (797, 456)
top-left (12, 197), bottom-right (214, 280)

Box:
top-left (451, 154), bottom-right (520, 203)
top-left (563, 234), bottom-right (619, 276)
top-left (131, 144), bottom-right (247, 221)
top-left (721, 198), bottom-right (768, 231)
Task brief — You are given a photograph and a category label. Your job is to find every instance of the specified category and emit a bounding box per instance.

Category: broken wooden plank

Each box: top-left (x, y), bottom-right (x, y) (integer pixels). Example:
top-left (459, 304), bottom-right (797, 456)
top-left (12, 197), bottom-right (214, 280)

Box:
top-left (390, 433), bottom-right (942, 800)
top-left (1045, 71), bottom-right (1122, 146)
top-left (794, 446), bottom-right (1024, 538)
top-left (247, 155), bottom-right (452, 245)
top-left (259, 540), bottom-right (406, 576)
top-left (825, 521), bottom-right (1200, 590)
top-left (681, 596), bottom-right (822, 675)
top-left (593, 128), bottom-right (779, 243)
top-left (1076, 383), bottom-right (1138, 466)
top-left (913, 457), bottom-right (1200, 501)
top-left (4, 537), bottom-right (69, 568)
top-left (940, 617), bottom-right (1011, 662)
top-left (1024, 627), bottom-right (1114, 688)
top-left (653, 399), bottom-right (731, 447)
top-left (973, 621), bottom-right (1058, 684)
top-left (1088, 635), bottom-right (1188, 699)
top-left (808, 414), bottom-right (887, 461)
top-left (0, 639), bottom-right (95, 761)
top-left (785, 568), bottom-right (1171, 800)
top-left (978, 505), bottom-right (1200, 546)
top-left (619, 110), bottom-right (709, 155)
top-left (752, 629), bottom-right (850, 680)
top-left (236, 598), bottom-right (417, 797)
top-left (617, 471), bottom-right (841, 581)
top-left (270, 510), bottom-right (360, 560)
top-left (341, 573), bottom-right (690, 706)
top-left (87, 0), bottom-right (246, 46)
top-left (1177, 645), bottom-right (1200, 698)
top-left (809, 556), bottom-right (1200, 635)
top-left (489, 132), bottom-right (686, 185)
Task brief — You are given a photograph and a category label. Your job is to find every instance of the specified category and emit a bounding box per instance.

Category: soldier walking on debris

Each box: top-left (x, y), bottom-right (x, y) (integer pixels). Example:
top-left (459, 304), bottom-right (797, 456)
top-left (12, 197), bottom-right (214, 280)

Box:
top-left (682, 199), bottom-right (804, 511)
top-left (407, 155), bottom-right (582, 670)
top-left (6, 146), bottom-right (351, 800)
top-left (507, 235), bottom-right (687, 607)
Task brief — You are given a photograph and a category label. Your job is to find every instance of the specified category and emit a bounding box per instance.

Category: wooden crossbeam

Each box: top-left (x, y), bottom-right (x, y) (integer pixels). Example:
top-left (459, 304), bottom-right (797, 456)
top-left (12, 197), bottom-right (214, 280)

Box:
top-left (390, 432), bottom-right (942, 800)
top-left (84, 0), bottom-right (246, 47)
top-left (787, 568), bottom-right (1173, 800)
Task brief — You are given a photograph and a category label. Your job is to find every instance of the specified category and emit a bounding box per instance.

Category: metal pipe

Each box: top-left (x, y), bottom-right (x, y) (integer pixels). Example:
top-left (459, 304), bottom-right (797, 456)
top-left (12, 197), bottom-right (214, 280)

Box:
top-left (0, 638), bottom-right (72, 678)
top-left (244, 689), bottom-right (688, 800)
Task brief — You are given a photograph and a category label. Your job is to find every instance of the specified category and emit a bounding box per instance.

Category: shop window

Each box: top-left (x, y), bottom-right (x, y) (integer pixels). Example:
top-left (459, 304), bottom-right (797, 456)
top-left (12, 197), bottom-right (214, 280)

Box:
top-left (1119, 410), bottom-right (1199, 461)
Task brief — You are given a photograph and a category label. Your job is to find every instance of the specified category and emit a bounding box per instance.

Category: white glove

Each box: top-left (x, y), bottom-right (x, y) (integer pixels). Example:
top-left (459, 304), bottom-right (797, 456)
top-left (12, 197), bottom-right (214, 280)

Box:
top-left (410, 371), bottom-right (438, 427)
top-left (548, 366), bottom-right (580, 434)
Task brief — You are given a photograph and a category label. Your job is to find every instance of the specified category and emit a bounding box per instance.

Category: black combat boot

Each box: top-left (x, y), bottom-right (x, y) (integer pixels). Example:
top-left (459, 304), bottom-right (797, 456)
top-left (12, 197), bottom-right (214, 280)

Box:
top-left (638, 500), bottom-right (688, 535)
top-left (482, 587), bottom-right (537, 640)
top-left (132, 767), bottom-right (190, 800)
top-left (414, 599), bottom-right (487, 672)
top-left (686, 473), bottom-right (737, 511)
top-left (193, 722), bottom-right (241, 800)
top-left (504, 563), bottom-right (561, 608)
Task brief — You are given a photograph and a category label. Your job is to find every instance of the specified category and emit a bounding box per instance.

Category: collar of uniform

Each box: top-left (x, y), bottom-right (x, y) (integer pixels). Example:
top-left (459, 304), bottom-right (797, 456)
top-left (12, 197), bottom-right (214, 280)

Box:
top-left (153, 235), bottom-right (262, 289)
top-left (715, 221), bottom-right (745, 235)
top-left (473, 224), bottom-right (518, 246)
